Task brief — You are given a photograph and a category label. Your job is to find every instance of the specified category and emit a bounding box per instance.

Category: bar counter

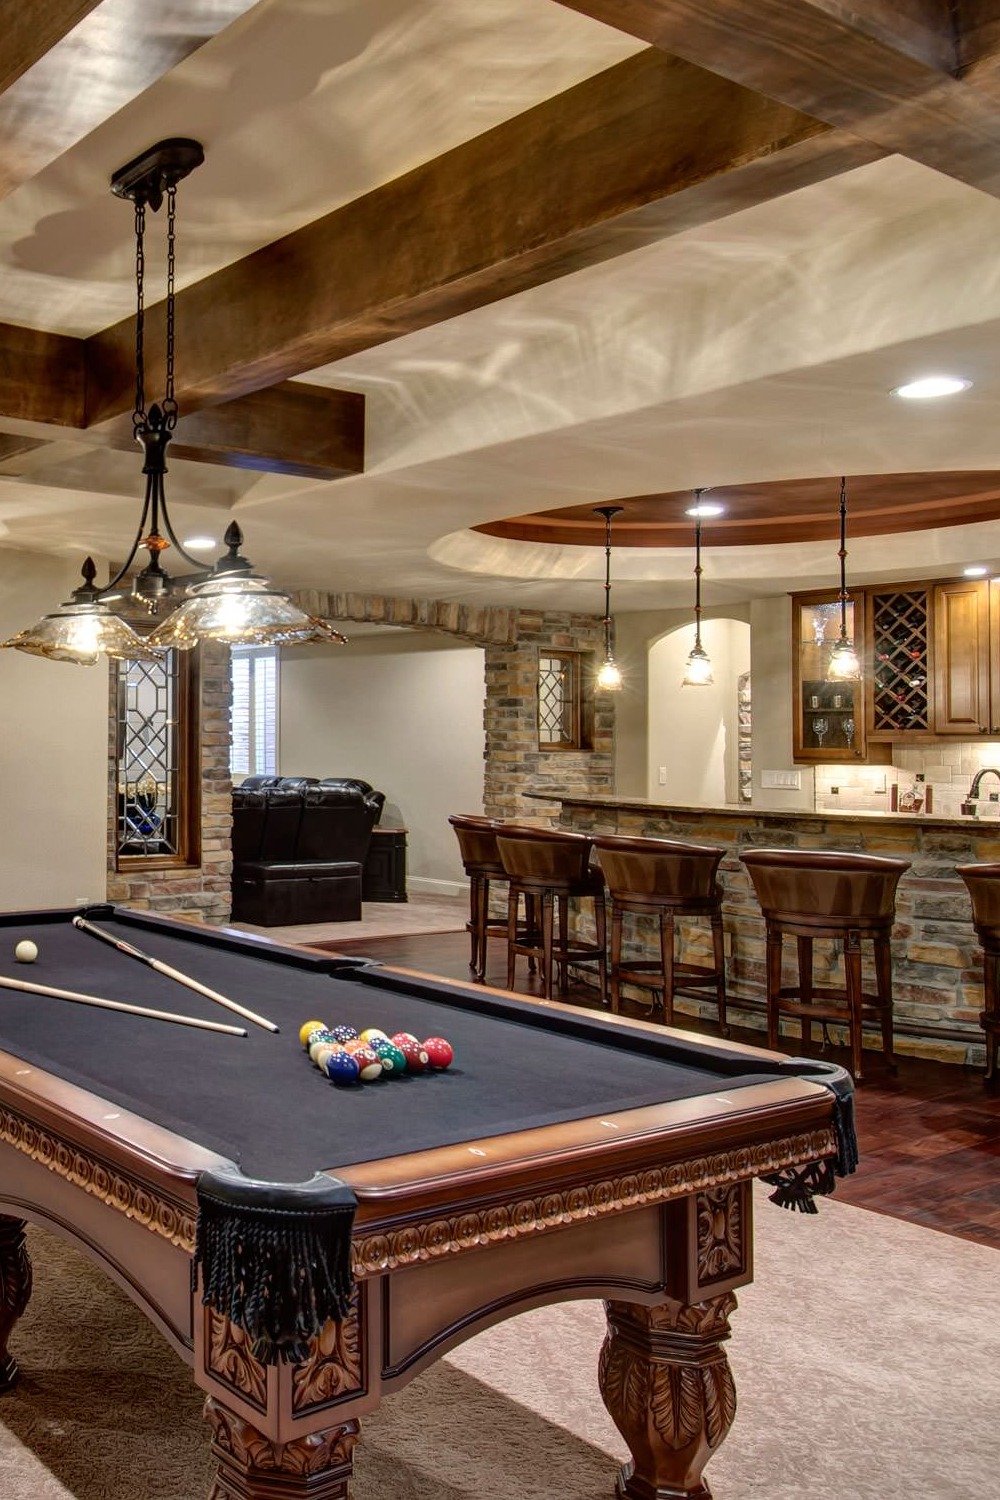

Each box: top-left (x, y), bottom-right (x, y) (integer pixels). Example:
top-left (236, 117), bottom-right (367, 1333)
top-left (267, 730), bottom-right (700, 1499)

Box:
top-left (536, 793), bottom-right (998, 1068)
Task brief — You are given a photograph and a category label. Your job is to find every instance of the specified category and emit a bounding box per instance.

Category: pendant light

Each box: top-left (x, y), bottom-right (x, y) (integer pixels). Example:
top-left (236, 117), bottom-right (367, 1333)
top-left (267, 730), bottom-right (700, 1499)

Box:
top-left (827, 476), bottom-right (861, 682)
top-left (4, 139), bottom-right (346, 663)
top-left (594, 505), bottom-right (623, 692)
top-left (682, 490), bottom-right (714, 686)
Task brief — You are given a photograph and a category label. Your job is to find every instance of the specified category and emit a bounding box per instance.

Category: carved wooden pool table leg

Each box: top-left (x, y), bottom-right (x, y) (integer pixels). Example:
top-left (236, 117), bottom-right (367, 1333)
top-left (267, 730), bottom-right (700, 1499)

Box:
top-left (204, 1398), bottom-right (359, 1499)
top-left (0, 1214), bottom-right (32, 1391)
top-left (599, 1292), bottom-right (738, 1500)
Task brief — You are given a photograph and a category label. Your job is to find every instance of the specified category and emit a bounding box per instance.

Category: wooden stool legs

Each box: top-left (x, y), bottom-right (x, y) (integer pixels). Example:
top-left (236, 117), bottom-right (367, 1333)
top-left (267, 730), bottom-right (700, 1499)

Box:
top-left (507, 886), bottom-right (606, 1002)
top-left (610, 903), bottom-right (727, 1032)
top-left (764, 924), bottom-right (895, 1082)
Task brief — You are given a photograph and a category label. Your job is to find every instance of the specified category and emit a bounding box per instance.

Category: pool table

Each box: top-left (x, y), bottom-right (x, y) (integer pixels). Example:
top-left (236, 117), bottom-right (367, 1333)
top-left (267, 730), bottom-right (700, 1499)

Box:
top-left (0, 905), bottom-right (854, 1499)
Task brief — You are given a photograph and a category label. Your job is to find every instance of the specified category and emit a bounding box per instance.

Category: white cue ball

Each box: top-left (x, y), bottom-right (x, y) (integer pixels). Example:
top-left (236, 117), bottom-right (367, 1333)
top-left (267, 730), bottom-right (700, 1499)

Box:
top-left (14, 940), bottom-right (38, 963)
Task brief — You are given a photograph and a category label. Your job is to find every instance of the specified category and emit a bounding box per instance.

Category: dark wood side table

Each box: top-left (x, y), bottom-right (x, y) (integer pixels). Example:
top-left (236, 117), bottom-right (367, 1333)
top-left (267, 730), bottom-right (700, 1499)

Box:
top-left (363, 825), bottom-right (408, 902)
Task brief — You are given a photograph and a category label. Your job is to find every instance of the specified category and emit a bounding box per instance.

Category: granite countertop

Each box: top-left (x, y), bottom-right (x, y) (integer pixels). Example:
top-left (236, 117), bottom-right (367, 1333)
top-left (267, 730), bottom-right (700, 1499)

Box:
top-left (527, 790), bottom-right (999, 832)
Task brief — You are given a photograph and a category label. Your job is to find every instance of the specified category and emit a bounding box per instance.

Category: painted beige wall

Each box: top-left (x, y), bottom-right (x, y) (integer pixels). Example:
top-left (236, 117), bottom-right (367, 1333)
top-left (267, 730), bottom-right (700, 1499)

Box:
top-left (278, 631), bottom-right (485, 893)
top-left (648, 617), bottom-right (751, 805)
top-left (0, 551), bottom-right (109, 907)
top-left (748, 594), bottom-right (815, 810)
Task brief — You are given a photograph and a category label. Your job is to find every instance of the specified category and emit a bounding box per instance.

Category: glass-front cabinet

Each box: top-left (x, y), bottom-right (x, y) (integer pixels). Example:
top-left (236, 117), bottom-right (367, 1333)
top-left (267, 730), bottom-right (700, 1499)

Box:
top-left (792, 590), bottom-right (889, 763)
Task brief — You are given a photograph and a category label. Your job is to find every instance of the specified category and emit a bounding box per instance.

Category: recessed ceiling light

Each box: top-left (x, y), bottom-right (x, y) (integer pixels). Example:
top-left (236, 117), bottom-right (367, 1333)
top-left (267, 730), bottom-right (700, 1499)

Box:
top-left (890, 375), bottom-right (972, 399)
top-left (685, 501), bottom-right (726, 518)
top-left (182, 536), bottom-right (217, 550)
top-left (964, 565), bottom-right (989, 576)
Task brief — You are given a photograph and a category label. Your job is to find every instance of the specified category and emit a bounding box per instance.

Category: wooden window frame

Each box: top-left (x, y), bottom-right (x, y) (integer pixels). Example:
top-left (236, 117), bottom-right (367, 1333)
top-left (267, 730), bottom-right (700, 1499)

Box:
top-left (114, 648), bottom-right (202, 871)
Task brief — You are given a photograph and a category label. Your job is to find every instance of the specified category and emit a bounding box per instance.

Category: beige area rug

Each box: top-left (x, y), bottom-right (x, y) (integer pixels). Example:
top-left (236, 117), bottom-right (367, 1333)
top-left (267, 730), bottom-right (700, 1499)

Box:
top-left (234, 893), bottom-right (468, 948)
top-left (1, 1186), bottom-right (997, 1499)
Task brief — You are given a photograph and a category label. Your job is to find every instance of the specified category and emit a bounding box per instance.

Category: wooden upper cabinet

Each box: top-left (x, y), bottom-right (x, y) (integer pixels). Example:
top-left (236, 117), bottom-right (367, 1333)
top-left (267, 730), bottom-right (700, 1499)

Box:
top-left (791, 590), bottom-right (889, 763)
top-left (933, 580), bottom-right (997, 735)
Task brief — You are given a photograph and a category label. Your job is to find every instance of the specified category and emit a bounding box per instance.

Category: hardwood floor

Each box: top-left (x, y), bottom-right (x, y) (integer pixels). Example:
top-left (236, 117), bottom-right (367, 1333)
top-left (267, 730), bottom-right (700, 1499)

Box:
top-left (328, 928), bottom-right (1000, 1252)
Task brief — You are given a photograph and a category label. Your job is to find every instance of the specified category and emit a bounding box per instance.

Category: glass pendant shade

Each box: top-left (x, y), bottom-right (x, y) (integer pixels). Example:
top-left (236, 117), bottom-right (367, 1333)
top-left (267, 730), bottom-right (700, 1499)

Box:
top-left (596, 655), bottom-right (623, 692)
top-left (827, 637), bottom-right (861, 681)
top-left (147, 574), bottom-right (348, 650)
top-left (682, 642), bottom-right (714, 686)
top-left (1, 559), bottom-right (162, 666)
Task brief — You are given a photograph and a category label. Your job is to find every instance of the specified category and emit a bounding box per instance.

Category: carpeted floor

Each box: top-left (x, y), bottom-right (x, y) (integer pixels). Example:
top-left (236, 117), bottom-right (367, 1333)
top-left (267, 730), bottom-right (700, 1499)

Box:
top-left (233, 892), bottom-right (468, 948)
top-left (1, 1185), bottom-right (997, 1498)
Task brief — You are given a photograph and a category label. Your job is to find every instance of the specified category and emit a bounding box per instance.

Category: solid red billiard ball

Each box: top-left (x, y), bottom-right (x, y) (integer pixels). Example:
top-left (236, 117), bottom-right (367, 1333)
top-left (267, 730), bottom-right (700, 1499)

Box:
top-left (422, 1036), bottom-right (454, 1070)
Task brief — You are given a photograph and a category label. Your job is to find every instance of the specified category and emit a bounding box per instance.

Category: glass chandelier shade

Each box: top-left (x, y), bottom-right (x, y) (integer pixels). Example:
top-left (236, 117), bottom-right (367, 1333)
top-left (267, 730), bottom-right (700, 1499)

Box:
top-left (827, 476), bottom-right (861, 682)
top-left (147, 526), bottom-right (348, 649)
top-left (682, 495), bottom-right (714, 686)
top-left (593, 505), bottom-right (624, 692)
top-left (1, 557), bottom-right (163, 666)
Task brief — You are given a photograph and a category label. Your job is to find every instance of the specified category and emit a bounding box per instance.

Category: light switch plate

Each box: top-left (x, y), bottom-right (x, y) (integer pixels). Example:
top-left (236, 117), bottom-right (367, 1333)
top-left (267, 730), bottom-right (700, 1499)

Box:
top-left (761, 769), bottom-right (802, 790)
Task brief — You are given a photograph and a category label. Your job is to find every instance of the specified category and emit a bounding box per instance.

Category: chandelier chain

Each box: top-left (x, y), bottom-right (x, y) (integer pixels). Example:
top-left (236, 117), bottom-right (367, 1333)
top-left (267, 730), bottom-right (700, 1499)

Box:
top-left (132, 198), bottom-right (146, 431)
top-left (163, 183), bottom-right (178, 430)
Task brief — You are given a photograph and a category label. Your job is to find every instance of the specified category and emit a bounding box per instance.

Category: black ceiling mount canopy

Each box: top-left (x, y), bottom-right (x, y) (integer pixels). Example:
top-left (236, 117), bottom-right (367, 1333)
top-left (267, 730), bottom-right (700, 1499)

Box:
top-left (110, 138), bottom-right (205, 211)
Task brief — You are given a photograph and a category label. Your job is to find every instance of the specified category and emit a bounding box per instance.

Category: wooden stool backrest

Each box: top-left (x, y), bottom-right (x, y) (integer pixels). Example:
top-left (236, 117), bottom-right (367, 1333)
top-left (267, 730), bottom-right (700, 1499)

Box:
top-left (741, 849), bottom-right (910, 922)
top-left (496, 824), bottom-right (594, 883)
top-left (448, 814), bottom-right (504, 875)
top-left (593, 834), bottom-right (724, 900)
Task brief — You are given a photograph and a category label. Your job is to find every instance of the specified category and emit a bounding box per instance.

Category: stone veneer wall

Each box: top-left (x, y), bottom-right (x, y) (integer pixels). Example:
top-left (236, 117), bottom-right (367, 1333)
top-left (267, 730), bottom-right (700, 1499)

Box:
top-left (106, 643), bottom-right (233, 925)
top-left (106, 595), bottom-right (613, 923)
top-left (554, 796), bottom-right (995, 1068)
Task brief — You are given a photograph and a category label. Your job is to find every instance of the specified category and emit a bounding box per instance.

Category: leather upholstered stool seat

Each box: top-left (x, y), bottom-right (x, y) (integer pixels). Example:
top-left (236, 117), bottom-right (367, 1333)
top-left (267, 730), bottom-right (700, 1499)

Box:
top-left (955, 862), bottom-right (1000, 1088)
top-left (741, 848), bottom-right (910, 1081)
top-left (449, 813), bottom-right (515, 982)
top-left (593, 834), bottom-right (728, 1031)
top-left (496, 825), bottom-right (607, 1003)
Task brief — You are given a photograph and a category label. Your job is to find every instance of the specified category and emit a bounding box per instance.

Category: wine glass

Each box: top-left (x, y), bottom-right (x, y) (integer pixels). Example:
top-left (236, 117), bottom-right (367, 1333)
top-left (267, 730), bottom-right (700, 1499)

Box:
top-left (811, 716), bottom-right (829, 747)
top-left (843, 717), bottom-right (855, 749)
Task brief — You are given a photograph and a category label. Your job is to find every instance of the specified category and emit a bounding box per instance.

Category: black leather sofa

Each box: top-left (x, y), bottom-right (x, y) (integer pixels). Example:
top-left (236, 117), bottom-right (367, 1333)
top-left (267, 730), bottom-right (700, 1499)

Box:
top-left (231, 777), bottom-right (384, 925)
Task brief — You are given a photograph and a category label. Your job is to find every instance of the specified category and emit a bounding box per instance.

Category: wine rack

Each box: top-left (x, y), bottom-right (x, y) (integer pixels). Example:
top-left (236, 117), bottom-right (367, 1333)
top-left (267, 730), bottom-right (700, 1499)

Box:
top-left (871, 589), bottom-right (930, 733)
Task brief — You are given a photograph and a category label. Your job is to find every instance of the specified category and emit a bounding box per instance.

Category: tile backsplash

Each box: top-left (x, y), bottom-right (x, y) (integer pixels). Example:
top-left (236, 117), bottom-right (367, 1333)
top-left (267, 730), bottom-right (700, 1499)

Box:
top-left (814, 742), bottom-right (1000, 817)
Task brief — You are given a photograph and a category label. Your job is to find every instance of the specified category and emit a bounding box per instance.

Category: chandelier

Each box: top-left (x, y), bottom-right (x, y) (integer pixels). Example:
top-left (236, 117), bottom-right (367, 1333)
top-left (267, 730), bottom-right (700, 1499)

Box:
top-left (827, 476), bottom-right (861, 681)
top-left (3, 139), bottom-right (345, 664)
top-left (594, 505), bottom-right (623, 692)
top-left (682, 490), bottom-right (714, 686)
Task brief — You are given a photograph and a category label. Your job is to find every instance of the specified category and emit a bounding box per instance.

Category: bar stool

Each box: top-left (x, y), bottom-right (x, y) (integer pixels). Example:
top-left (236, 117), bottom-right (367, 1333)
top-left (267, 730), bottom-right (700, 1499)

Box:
top-left (592, 834), bottom-right (728, 1032)
top-left (496, 824), bottom-right (607, 1003)
top-left (955, 862), bottom-right (1000, 1087)
top-left (740, 848), bottom-right (910, 1081)
top-left (448, 814), bottom-right (508, 981)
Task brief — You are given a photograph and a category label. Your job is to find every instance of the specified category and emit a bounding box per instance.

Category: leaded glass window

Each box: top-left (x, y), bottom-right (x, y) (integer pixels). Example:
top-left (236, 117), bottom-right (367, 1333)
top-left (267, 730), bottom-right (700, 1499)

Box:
top-left (115, 650), bottom-right (195, 863)
top-left (538, 650), bottom-right (594, 750)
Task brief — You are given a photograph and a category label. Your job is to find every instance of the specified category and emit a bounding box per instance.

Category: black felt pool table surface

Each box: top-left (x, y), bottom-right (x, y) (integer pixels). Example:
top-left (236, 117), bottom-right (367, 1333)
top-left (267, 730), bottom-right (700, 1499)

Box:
top-left (0, 911), bottom-right (797, 1182)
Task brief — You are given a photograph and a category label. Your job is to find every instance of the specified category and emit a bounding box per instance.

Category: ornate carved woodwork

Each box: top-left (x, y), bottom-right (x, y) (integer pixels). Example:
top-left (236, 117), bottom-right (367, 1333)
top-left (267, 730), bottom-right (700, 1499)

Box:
top-left (599, 1293), bottom-right (738, 1499)
top-left (204, 1397), bottom-right (358, 1500)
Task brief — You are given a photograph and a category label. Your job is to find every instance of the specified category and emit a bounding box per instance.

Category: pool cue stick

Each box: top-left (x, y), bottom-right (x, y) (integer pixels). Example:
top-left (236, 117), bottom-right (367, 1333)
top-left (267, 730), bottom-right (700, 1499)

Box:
top-left (0, 973), bottom-right (246, 1036)
top-left (71, 915), bottom-right (278, 1034)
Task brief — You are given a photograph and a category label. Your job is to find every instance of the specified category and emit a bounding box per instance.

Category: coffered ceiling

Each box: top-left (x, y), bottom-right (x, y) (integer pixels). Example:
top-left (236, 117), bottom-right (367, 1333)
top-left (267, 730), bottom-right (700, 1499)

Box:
top-left (3, 0), bottom-right (1000, 615)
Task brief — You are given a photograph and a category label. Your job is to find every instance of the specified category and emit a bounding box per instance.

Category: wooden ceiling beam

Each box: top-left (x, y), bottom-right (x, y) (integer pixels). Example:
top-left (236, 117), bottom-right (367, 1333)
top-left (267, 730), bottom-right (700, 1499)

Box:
top-left (0, 321), bottom-right (363, 479)
top-left (553, 2), bottom-right (1000, 192)
top-left (82, 49), bottom-right (882, 425)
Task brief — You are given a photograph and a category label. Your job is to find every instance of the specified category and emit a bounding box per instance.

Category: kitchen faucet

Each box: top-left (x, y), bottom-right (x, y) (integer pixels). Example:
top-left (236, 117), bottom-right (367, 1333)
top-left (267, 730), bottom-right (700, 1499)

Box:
top-left (962, 767), bottom-right (1000, 816)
